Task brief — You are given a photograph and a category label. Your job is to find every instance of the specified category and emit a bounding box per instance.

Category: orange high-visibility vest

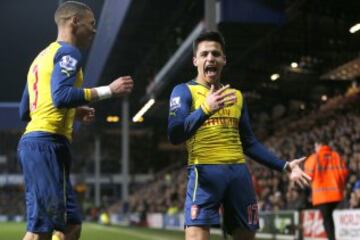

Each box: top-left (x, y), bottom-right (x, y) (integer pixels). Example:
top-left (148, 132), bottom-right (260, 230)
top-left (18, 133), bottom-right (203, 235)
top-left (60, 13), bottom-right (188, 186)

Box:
top-left (304, 145), bottom-right (348, 205)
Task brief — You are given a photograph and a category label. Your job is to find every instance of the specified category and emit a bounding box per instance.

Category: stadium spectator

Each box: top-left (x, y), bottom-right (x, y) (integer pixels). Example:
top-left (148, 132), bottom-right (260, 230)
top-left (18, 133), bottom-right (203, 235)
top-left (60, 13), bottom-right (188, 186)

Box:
top-left (285, 187), bottom-right (304, 210)
top-left (349, 192), bottom-right (360, 209)
top-left (349, 180), bottom-right (360, 208)
top-left (304, 139), bottom-right (349, 240)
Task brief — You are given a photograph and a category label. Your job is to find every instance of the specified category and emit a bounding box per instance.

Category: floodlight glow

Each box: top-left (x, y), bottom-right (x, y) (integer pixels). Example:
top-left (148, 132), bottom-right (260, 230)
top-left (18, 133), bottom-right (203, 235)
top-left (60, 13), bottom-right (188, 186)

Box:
top-left (349, 23), bottom-right (360, 34)
top-left (270, 73), bottom-right (280, 81)
top-left (132, 99), bottom-right (155, 122)
top-left (291, 62), bottom-right (298, 68)
top-left (106, 115), bottom-right (120, 123)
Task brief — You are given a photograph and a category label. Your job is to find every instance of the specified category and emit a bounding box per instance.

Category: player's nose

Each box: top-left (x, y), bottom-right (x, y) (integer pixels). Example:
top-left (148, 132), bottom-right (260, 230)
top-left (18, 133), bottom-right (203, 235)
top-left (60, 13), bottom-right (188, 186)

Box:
top-left (206, 54), bottom-right (215, 62)
top-left (208, 52), bottom-right (216, 60)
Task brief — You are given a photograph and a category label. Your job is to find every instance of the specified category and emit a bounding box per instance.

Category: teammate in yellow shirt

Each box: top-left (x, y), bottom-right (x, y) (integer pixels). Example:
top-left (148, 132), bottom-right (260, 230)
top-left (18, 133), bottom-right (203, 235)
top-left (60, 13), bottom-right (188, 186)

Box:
top-left (168, 31), bottom-right (311, 240)
top-left (18, 2), bottom-right (133, 240)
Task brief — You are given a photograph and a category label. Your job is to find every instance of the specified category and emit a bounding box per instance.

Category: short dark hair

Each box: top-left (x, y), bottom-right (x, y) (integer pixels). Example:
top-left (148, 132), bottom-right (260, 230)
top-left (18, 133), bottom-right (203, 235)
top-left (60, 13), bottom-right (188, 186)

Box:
top-left (54, 1), bottom-right (92, 25)
top-left (192, 31), bottom-right (225, 56)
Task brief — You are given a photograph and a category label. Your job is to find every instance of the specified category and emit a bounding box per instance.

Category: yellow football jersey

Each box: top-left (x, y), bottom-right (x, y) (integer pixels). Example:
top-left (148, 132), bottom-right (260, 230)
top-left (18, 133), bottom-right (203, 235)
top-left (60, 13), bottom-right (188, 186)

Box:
top-left (186, 82), bottom-right (246, 165)
top-left (24, 42), bottom-right (86, 141)
top-left (169, 81), bottom-right (286, 170)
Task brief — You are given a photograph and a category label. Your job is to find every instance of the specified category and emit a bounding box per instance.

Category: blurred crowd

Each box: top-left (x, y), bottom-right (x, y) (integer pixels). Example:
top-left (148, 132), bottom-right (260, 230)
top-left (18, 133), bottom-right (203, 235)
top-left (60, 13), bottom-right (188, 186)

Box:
top-left (126, 168), bottom-right (187, 215)
top-left (0, 185), bottom-right (24, 216)
top-left (257, 89), bottom-right (360, 211)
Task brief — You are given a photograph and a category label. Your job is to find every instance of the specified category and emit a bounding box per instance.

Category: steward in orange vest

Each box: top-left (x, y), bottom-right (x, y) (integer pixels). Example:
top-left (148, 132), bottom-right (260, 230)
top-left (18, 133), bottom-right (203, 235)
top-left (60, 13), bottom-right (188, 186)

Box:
top-left (304, 141), bottom-right (348, 240)
top-left (305, 144), bottom-right (348, 205)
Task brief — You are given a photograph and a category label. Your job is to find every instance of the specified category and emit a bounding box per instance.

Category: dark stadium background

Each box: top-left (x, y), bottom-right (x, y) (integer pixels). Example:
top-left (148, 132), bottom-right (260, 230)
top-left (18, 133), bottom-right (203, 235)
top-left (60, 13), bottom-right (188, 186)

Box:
top-left (2, 0), bottom-right (357, 126)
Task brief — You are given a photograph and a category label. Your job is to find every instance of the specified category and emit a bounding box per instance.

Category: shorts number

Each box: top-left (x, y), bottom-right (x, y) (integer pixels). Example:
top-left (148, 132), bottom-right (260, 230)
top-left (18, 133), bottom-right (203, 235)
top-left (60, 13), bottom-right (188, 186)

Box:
top-left (247, 204), bottom-right (258, 225)
top-left (31, 65), bottom-right (39, 111)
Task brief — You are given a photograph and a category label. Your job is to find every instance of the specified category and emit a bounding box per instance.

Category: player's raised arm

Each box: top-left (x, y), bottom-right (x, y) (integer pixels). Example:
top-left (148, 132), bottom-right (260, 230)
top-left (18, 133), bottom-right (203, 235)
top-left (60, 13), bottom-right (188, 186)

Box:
top-left (51, 45), bottom-right (87, 108)
top-left (89, 75), bottom-right (134, 100)
top-left (51, 45), bottom-right (134, 109)
top-left (168, 83), bottom-right (236, 144)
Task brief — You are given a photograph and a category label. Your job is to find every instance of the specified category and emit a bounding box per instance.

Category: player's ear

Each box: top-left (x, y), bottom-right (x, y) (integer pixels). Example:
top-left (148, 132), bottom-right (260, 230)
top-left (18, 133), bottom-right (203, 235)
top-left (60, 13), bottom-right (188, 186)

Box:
top-left (193, 56), bottom-right (198, 67)
top-left (223, 55), bottom-right (227, 66)
top-left (71, 15), bottom-right (80, 26)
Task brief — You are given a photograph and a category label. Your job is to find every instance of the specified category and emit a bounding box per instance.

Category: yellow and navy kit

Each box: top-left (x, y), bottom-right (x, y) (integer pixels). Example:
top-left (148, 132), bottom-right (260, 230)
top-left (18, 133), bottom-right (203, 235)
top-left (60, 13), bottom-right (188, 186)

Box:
top-left (19, 41), bottom-right (92, 141)
top-left (168, 80), bottom-right (285, 170)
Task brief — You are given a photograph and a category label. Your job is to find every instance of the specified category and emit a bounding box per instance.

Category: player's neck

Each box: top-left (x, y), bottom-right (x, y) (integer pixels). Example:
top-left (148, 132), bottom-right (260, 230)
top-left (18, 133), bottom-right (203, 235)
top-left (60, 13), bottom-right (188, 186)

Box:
top-left (195, 76), bottom-right (221, 88)
top-left (56, 31), bottom-right (78, 48)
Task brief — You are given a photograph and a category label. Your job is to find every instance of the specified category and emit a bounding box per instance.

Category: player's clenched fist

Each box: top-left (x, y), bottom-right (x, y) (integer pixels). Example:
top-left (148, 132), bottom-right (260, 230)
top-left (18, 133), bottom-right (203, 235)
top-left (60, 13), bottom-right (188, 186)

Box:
top-left (75, 106), bottom-right (95, 124)
top-left (92, 76), bottom-right (134, 100)
top-left (109, 76), bottom-right (134, 97)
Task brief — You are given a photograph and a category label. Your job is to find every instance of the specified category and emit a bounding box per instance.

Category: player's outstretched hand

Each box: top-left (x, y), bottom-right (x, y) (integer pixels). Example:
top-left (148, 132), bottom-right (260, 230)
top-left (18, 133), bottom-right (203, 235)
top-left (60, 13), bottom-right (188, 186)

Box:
top-left (76, 106), bottom-right (95, 123)
top-left (205, 84), bottom-right (237, 114)
top-left (288, 157), bottom-right (312, 189)
top-left (109, 76), bottom-right (134, 97)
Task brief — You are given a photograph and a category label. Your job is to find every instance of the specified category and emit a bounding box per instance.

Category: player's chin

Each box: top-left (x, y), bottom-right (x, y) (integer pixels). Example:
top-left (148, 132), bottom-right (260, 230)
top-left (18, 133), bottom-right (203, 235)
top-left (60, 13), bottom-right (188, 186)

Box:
top-left (204, 75), bottom-right (219, 84)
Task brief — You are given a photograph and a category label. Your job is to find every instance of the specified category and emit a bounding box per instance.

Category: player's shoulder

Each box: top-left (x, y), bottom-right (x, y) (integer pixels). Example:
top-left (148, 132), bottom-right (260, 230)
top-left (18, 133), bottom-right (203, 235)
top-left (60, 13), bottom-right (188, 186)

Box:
top-left (228, 86), bottom-right (243, 99)
top-left (53, 42), bottom-right (82, 70)
top-left (230, 87), bottom-right (242, 94)
top-left (171, 81), bottom-right (192, 93)
top-left (55, 42), bottom-right (82, 61)
top-left (170, 82), bottom-right (194, 106)
top-left (57, 42), bottom-right (81, 55)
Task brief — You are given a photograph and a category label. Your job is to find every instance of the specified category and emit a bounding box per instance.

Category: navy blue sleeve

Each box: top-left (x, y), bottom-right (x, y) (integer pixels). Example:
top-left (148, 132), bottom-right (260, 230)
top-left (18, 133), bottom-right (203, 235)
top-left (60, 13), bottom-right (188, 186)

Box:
top-left (239, 100), bottom-right (286, 171)
top-left (51, 44), bottom-right (89, 108)
top-left (168, 84), bottom-right (210, 144)
top-left (19, 83), bottom-right (30, 122)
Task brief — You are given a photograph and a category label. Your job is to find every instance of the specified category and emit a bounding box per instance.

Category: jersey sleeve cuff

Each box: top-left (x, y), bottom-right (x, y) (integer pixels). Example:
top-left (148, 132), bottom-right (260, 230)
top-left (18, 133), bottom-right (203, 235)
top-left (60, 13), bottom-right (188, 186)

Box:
top-left (84, 88), bottom-right (92, 101)
top-left (200, 102), bottom-right (212, 115)
top-left (283, 162), bottom-right (291, 173)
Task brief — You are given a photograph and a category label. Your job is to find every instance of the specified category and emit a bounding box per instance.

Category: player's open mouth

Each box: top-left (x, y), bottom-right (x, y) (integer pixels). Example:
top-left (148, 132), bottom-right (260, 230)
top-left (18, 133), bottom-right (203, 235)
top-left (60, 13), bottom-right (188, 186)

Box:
top-left (204, 66), bottom-right (217, 77)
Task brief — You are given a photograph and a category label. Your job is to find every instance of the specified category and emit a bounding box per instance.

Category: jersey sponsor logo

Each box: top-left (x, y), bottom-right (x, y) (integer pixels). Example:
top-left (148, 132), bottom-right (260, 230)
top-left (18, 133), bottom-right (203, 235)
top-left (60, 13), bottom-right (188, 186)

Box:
top-left (59, 55), bottom-right (78, 73)
top-left (170, 96), bottom-right (181, 111)
top-left (191, 204), bottom-right (199, 220)
top-left (203, 117), bottom-right (239, 128)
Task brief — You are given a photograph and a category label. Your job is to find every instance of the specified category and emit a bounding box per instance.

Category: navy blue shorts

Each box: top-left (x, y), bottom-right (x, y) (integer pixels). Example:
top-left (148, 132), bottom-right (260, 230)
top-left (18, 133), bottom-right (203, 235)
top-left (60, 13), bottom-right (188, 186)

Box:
top-left (184, 164), bottom-right (259, 234)
top-left (17, 132), bottom-right (82, 233)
